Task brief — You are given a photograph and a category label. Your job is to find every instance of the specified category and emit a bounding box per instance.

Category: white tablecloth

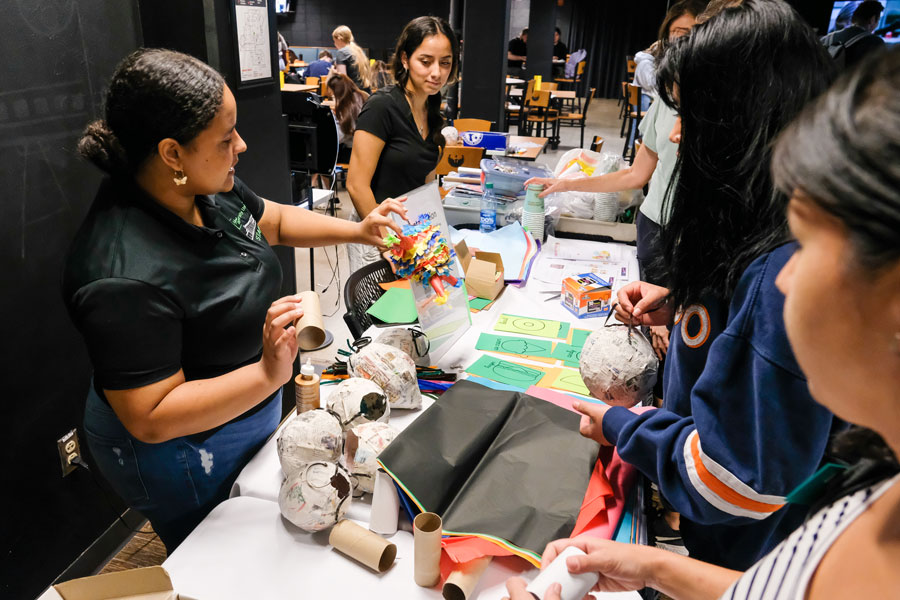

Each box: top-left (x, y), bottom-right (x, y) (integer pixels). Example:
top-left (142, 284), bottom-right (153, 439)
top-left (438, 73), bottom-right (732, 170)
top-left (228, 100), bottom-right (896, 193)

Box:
top-left (164, 241), bottom-right (642, 599)
top-left (164, 496), bottom-right (640, 600)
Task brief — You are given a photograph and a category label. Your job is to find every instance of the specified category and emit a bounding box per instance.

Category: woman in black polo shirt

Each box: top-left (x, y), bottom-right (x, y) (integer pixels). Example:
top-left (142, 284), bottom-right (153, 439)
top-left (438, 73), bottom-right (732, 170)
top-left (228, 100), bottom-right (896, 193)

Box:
top-left (346, 16), bottom-right (459, 272)
top-left (63, 49), bottom-right (404, 551)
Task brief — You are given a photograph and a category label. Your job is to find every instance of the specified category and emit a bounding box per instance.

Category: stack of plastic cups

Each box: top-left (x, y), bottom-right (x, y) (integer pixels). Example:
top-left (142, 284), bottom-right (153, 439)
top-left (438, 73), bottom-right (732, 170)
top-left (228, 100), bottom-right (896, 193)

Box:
top-left (593, 192), bottom-right (619, 221)
top-left (522, 183), bottom-right (545, 241)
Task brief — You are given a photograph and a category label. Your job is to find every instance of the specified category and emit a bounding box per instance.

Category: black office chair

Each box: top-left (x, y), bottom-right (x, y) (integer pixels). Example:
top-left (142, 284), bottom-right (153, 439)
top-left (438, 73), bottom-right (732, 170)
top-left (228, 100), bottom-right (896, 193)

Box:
top-left (342, 259), bottom-right (399, 340)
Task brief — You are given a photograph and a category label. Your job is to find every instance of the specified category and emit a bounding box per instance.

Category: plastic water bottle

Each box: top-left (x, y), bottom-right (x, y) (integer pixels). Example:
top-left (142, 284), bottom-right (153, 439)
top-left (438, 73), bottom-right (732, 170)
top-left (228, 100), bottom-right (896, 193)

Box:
top-left (480, 182), bottom-right (497, 233)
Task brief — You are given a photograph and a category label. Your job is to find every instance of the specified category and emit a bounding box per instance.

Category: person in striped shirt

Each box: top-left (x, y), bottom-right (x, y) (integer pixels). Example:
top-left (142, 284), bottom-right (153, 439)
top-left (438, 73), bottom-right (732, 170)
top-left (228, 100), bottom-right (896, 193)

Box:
top-left (506, 36), bottom-right (900, 600)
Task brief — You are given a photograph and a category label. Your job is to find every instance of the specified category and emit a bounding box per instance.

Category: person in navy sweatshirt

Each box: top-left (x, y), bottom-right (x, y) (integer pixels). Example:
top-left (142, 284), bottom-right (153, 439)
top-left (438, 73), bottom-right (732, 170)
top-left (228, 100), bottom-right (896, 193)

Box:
top-left (574, 0), bottom-right (843, 570)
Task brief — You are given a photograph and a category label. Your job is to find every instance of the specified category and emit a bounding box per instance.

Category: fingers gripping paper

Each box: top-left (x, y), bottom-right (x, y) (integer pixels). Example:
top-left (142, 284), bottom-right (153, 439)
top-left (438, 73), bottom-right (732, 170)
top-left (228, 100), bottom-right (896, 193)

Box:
top-left (377, 380), bottom-right (600, 565)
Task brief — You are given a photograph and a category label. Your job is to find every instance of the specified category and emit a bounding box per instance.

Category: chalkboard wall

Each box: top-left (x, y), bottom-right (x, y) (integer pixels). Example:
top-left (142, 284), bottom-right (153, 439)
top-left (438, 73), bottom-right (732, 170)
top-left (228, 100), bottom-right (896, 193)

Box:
top-left (0, 1), bottom-right (293, 597)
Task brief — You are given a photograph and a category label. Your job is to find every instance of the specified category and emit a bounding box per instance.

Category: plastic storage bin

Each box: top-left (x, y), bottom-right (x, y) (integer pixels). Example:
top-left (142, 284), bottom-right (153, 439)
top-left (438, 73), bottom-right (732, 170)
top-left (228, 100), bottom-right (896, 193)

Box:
top-left (480, 158), bottom-right (552, 197)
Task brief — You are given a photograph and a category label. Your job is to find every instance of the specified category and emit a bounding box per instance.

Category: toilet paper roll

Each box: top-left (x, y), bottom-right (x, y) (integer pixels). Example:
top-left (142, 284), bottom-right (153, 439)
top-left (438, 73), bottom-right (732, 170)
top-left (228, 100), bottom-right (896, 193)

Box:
top-left (369, 468), bottom-right (400, 535)
top-left (329, 519), bottom-right (397, 573)
top-left (295, 291), bottom-right (326, 350)
top-left (413, 512), bottom-right (443, 587)
top-left (442, 556), bottom-right (492, 600)
top-left (525, 546), bottom-right (599, 600)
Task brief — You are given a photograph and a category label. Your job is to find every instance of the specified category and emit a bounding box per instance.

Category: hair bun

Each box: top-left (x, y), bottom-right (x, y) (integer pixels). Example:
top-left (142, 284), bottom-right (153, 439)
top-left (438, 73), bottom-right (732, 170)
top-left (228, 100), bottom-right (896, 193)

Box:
top-left (77, 120), bottom-right (127, 175)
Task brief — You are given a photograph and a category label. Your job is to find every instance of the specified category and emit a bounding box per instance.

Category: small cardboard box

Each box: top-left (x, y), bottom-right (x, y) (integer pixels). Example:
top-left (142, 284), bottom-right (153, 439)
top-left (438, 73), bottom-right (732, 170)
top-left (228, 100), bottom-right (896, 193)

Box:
top-left (460, 131), bottom-right (509, 152)
top-left (38, 566), bottom-right (189, 600)
top-left (562, 273), bottom-right (612, 318)
top-left (455, 240), bottom-right (505, 300)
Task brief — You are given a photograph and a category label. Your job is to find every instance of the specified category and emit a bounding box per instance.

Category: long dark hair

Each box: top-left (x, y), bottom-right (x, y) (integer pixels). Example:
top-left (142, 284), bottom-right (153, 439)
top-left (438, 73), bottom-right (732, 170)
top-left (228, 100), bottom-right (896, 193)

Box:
top-left (327, 73), bottom-right (369, 138)
top-left (391, 16), bottom-right (459, 151)
top-left (654, 0), bottom-right (836, 309)
top-left (78, 48), bottom-right (224, 176)
top-left (652, 0), bottom-right (709, 58)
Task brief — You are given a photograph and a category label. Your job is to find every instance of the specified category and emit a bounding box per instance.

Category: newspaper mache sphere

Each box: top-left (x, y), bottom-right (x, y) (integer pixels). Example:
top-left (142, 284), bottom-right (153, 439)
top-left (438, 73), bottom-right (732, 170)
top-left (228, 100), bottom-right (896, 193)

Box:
top-left (348, 342), bottom-right (422, 409)
top-left (579, 325), bottom-right (658, 407)
top-left (374, 328), bottom-right (431, 366)
top-left (277, 409), bottom-right (344, 477)
top-left (326, 377), bottom-right (390, 429)
top-left (441, 125), bottom-right (460, 146)
top-left (278, 461), bottom-right (352, 532)
top-left (342, 421), bottom-right (399, 495)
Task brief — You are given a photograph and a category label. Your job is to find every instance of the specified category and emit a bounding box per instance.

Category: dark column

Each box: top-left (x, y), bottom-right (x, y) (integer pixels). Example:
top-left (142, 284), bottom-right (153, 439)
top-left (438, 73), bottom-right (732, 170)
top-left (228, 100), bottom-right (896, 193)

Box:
top-left (526, 0), bottom-right (557, 80)
top-left (460, 0), bottom-right (511, 128)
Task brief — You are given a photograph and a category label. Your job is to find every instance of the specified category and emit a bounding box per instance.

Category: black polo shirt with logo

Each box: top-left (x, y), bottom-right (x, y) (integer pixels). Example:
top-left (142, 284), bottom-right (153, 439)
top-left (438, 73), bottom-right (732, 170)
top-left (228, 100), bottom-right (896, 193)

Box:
top-left (355, 85), bottom-right (440, 203)
top-left (63, 176), bottom-right (283, 412)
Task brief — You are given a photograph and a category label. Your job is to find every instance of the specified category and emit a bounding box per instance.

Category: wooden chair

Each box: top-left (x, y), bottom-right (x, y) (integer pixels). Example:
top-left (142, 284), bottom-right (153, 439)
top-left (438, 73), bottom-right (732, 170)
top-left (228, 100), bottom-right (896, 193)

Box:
top-left (626, 57), bottom-right (637, 82)
top-left (522, 89), bottom-right (559, 140)
top-left (453, 118), bottom-right (491, 133)
top-left (319, 78), bottom-right (328, 96)
top-left (622, 84), bottom-right (644, 163)
top-left (555, 60), bottom-right (586, 91)
top-left (590, 136), bottom-right (604, 153)
top-left (305, 76), bottom-right (320, 86)
top-left (558, 87), bottom-right (596, 148)
top-left (435, 145), bottom-right (484, 176)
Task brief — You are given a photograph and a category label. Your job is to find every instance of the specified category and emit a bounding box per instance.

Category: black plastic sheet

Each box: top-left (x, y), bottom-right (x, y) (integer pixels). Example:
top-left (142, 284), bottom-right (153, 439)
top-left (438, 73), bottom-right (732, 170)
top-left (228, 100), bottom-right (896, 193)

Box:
top-left (378, 380), bottom-right (600, 555)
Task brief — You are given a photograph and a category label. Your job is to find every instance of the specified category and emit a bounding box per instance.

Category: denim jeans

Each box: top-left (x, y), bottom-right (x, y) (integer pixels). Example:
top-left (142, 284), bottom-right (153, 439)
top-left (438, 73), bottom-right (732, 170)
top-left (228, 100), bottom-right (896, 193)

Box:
top-left (83, 384), bottom-right (281, 551)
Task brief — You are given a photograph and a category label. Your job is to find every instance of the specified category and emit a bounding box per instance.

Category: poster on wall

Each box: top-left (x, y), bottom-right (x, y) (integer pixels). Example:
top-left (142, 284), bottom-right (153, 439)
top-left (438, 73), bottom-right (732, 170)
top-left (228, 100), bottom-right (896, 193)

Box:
top-left (232, 0), bottom-right (273, 87)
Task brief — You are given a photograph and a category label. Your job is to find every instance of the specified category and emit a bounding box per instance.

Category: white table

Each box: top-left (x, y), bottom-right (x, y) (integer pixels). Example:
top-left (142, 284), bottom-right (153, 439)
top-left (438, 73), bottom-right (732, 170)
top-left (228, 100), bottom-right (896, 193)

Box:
top-left (163, 244), bottom-right (642, 600)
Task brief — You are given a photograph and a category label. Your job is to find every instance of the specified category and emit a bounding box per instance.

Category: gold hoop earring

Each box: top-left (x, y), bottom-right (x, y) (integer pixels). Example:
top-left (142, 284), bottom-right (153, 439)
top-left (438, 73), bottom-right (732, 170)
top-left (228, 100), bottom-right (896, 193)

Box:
top-left (173, 170), bottom-right (188, 186)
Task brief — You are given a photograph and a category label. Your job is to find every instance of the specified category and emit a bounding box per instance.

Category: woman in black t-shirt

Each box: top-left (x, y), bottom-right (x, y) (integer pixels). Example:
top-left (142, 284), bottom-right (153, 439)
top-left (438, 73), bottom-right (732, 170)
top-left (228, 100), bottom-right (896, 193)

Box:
top-left (346, 16), bottom-right (459, 271)
top-left (64, 49), bottom-right (404, 551)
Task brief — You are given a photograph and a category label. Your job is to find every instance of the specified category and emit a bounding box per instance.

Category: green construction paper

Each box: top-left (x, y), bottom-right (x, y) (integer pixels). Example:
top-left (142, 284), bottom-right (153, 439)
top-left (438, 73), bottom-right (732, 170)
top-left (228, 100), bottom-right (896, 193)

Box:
top-left (551, 369), bottom-right (591, 396)
top-left (551, 343), bottom-right (582, 363)
top-left (365, 287), bottom-right (417, 324)
top-left (564, 360), bottom-right (580, 368)
top-left (558, 322), bottom-right (571, 339)
top-left (476, 333), bottom-right (555, 358)
top-left (571, 329), bottom-right (591, 348)
top-left (469, 298), bottom-right (492, 311)
top-left (786, 463), bottom-right (848, 505)
top-left (494, 314), bottom-right (563, 339)
top-left (466, 355), bottom-right (546, 389)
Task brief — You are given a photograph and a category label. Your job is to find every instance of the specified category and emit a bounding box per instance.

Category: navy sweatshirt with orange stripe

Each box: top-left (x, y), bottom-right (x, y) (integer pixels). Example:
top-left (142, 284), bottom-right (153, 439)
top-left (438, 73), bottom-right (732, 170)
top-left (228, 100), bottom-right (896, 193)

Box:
top-left (602, 243), bottom-right (844, 570)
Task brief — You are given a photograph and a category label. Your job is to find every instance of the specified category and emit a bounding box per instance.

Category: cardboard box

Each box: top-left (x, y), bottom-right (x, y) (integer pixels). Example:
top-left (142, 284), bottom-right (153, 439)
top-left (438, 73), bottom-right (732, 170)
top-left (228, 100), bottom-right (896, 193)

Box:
top-left (562, 273), bottom-right (612, 318)
top-left (38, 566), bottom-right (191, 600)
top-left (460, 131), bottom-right (508, 152)
top-left (455, 240), bottom-right (505, 300)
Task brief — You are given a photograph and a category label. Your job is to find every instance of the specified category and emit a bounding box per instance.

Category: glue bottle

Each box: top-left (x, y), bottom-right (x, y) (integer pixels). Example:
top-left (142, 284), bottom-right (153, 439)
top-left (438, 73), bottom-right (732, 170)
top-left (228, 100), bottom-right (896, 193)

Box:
top-left (295, 358), bottom-right (320, 414)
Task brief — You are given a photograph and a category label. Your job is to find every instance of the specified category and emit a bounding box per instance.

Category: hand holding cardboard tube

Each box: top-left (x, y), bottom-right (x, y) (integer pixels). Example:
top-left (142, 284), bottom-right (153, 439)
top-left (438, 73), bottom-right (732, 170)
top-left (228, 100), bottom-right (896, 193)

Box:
top-left (293, 291), bottom-right (326, 351)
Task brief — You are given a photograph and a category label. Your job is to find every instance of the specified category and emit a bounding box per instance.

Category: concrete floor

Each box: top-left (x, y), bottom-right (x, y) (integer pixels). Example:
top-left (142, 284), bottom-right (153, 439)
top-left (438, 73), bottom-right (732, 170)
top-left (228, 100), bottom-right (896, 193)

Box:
top-left (295, 98), bottom-right (626, 368)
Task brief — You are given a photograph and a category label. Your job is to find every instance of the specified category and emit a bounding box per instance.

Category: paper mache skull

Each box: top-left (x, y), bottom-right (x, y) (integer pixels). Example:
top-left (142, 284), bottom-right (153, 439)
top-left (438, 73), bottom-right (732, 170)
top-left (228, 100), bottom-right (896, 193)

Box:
top-left (326, 377), bottom-right (390, 429)
top-left (278, 461), bottom-right (352, 532)
top-left (277, 409), bottom-right (344, 477)
top-left (342, 421), bottom-right (399, 495)
top-left (348, 342), bottom-right (421, 409)
top-left (579, 325), bottom-right (658, 407)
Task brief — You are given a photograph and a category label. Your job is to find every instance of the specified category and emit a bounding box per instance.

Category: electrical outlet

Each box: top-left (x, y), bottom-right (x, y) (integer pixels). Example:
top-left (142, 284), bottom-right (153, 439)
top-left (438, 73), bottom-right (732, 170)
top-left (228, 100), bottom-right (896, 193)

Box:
top-left (57, 428), bottom-right (81, 477)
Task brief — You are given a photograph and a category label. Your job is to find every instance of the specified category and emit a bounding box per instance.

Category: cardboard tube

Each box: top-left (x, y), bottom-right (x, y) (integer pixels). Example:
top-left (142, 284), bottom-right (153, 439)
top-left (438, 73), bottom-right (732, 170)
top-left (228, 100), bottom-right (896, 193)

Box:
top-left (413, 512), bottom-right (442, 587)
top-left (370, 468), bottom-right (400, 535)
top-left (442, 556), bottom-right (492, 600)
top-left (525, 546), bottom-right (599, 600)
top-left (329, 519), bottom-right (397, 573)
top-left (295, 291), bottom-right (326, 350)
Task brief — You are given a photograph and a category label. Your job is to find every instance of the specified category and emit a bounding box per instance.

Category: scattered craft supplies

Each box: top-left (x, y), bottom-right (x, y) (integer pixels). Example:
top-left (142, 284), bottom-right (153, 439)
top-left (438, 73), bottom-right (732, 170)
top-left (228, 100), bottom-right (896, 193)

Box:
top-left (377, 380), bottom-right (601, 567)
top-left (468, 297), bottom-right (493, 311)
top-left (455, 240), bottom-right (505, 300)
top-left (365, 287), bottom-right (417, 324)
